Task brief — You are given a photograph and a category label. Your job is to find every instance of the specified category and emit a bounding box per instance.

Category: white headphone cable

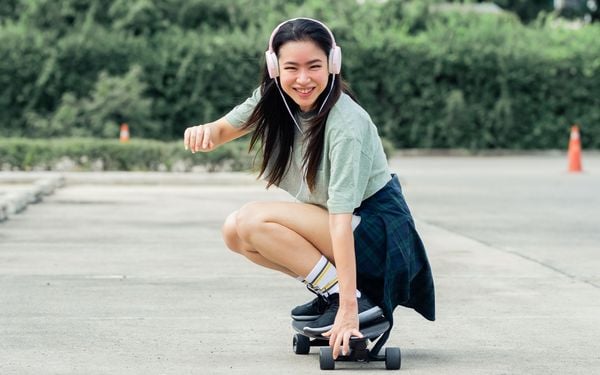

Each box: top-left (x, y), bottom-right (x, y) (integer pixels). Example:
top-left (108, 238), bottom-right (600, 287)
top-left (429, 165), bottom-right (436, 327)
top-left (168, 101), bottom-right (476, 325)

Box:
top-left (273, 75), bottom-right (336, 200)
top-left (274, 79), bottom-right (303, 134)
top-left (273, 74), bottom-right (336, 134)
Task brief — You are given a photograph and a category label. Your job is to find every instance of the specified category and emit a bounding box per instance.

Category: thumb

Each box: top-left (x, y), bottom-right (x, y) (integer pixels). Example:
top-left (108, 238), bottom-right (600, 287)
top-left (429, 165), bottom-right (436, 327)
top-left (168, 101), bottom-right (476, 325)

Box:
top-left (352, 329), bottom-right (364, 339)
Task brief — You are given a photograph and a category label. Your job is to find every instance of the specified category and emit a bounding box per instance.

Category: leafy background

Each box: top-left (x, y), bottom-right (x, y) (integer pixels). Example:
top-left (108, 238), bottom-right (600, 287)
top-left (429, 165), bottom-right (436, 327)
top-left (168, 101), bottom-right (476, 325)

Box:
top-left (1, 0), bottom-right (598, 170)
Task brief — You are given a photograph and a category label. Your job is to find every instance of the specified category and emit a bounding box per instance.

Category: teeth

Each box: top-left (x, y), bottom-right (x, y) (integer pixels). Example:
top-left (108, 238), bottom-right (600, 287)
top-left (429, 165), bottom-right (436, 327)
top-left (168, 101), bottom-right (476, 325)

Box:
top-left (296, 88), bottom-right (313, 94)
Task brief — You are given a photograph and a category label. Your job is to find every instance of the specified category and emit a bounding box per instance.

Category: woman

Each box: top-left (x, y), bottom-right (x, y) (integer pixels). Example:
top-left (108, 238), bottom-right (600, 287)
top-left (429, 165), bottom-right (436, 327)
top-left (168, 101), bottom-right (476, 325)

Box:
top-left (183, 18), bottom-right (435, 359)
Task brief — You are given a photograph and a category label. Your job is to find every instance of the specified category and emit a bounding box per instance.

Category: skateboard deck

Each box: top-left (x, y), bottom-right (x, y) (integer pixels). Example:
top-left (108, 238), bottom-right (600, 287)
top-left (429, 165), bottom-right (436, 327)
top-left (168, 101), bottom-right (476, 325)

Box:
top-left (292, 316), bottom-right (390, 340)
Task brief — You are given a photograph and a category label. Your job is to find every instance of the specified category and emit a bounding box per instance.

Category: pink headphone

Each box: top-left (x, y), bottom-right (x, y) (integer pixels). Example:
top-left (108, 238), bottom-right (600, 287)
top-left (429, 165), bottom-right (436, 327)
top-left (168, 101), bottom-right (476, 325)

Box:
top-left (265, 18), bottom-right (342, 79)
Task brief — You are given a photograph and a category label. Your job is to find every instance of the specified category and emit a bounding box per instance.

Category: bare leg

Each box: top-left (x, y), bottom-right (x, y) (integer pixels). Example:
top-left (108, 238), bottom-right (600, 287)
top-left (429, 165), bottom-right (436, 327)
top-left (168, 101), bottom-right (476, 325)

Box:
top-left (221, 202), bottom-right (334, 278)
top-left (222, 211), bottom-right (296, 276)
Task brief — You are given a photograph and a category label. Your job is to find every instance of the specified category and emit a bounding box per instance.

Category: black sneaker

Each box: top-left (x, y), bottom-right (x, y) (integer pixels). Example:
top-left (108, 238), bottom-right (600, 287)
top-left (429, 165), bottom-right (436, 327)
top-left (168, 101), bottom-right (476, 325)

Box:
top-left (291, 294), bottom-right (330, 321)
top-left (302, 294), bottom-right (384, 335)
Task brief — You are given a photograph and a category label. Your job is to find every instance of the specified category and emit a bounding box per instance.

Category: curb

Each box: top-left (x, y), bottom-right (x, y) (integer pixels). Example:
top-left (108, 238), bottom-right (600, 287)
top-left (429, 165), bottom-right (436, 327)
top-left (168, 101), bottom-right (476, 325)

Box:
top-left (0, 171), bottom-right (261, 186)
top-left (0, 176), bottom-right (65, 222)
top-left (60, 171), bottom-right (260, 186)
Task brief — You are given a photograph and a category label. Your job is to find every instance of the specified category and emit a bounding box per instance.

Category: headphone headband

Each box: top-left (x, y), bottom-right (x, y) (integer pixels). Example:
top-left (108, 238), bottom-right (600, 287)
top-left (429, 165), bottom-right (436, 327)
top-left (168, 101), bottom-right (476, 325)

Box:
top-left (265, 17), bottom-right (342, 78)
top-left (267, 17), bottom-right (338, 53)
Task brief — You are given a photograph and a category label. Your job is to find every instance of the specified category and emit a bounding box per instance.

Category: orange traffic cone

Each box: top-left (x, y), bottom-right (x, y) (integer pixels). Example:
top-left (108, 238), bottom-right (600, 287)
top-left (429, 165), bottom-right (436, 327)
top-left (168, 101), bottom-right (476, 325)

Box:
top-left (120, 123), bottom-right (130, 143)
top-left (567, 125), bottom-right (582, 173)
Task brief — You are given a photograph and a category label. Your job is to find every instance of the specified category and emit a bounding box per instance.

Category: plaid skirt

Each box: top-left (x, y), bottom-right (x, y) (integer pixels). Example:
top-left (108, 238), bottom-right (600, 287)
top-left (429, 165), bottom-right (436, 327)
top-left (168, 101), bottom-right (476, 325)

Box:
top-left (353, 174), bottom-right (436, 325)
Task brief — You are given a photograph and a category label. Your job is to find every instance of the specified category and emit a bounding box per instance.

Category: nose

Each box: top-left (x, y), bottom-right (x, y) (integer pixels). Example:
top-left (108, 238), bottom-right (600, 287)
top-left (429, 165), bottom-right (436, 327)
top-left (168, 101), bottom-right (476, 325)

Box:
top-left (296, 69), bottom-right (310, 84)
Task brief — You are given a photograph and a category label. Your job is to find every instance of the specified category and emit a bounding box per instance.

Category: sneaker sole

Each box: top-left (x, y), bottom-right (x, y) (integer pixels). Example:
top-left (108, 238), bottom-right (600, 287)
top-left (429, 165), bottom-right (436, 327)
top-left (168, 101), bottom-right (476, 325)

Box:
top-left (291, 314), bottom-right (320, 321)
top-left (302, 306), bottom-right (384, 335)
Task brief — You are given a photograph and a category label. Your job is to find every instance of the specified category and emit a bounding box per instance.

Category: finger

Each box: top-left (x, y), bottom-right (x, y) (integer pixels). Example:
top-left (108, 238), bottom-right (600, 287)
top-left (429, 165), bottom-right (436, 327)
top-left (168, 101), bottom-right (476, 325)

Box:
top-left (189, 127), bottom-right (197, 153)
top-left (202, 125), bottom-right (211, 149)
top-left (351, 329), bottom-right (364, 339)
top-left (184, 128), bottom-right (190, 150)
top-left (342, 331), bottom-right (352, 357)
top-left (333, 333), bottom-right (344, 359)
top-left (194, 126), bottom-right (205, 152)
top-left (332, 336), bottom-right (340, 359)
top-left (328, 332), bottom-right (334, 347)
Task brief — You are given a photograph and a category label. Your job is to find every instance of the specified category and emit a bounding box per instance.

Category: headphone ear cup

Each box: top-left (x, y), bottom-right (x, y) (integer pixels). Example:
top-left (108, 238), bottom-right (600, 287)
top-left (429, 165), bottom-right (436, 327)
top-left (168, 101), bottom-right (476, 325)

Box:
top-left (329, 46), bottom-right (342, 74)
top-left (265, 51), bottom-right (279, 78)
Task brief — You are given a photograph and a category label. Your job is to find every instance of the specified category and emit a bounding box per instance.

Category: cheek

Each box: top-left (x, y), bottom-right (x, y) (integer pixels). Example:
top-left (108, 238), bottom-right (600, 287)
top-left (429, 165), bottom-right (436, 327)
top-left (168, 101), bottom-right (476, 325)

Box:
top-left (278, 73), bottom-right (294, 87)
top-left (314, 69), bottom-right (329, 84)
top-left (314, 73), bottom-right (329, 92)
top-left (280, 75), bottom-right (295, 87)
top-left (282, 81), bottom-right (301, 99)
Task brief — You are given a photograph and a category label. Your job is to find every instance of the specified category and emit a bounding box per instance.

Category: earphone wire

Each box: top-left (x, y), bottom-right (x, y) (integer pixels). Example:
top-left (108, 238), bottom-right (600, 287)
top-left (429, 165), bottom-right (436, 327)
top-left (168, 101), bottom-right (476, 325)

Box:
top-left (273, 76), bottom-right (335, 201)
top-left (317, 74), bottom-right (335, 114)
top-left (268, 17), bottom-right (338, 200)
top-left (273, 74), bottom-right (336, 135)
top-left (274, 79), bottom-right (303, 134)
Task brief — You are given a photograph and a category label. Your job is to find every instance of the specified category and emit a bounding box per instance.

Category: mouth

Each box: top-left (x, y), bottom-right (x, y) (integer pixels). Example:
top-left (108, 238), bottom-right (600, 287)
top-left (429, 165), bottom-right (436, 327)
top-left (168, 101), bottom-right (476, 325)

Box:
top-left (294, 87), bottom-right (316, 97)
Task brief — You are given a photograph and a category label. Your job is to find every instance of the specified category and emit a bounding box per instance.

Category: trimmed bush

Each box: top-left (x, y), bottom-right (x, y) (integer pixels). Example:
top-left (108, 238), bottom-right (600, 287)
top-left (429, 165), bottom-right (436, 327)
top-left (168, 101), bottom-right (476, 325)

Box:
top-left (0, 138), bottom-right (253, 172)
top-left (1, 1), bottom-right (599, 149)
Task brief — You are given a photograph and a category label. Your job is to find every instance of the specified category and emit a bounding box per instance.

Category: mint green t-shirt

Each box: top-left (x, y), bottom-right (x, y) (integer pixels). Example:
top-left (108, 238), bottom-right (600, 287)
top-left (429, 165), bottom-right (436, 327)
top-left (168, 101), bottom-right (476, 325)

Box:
top-left (225, 88), bottom-right (391, 214)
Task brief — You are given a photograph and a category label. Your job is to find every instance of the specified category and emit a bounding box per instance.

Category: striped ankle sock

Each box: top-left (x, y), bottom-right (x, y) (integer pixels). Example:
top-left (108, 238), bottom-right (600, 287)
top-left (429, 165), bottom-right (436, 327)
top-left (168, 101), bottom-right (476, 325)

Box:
top-left (304, 255), bottom-right (361, 298)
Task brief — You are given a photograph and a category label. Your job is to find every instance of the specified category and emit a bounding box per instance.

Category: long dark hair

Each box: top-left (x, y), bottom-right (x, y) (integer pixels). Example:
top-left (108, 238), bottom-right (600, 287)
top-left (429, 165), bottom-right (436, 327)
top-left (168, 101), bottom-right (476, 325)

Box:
top-left (241, 19), bottom-right (355, 191)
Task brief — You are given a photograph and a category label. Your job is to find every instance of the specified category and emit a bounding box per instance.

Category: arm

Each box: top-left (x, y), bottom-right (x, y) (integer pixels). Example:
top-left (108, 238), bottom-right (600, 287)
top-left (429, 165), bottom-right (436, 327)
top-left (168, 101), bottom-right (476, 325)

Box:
top-left (325, 213), bottom-right (363, 358)
top-left (329, 213), bottom-right (357, 309)
top-left (183, 116), bottom-right (251, 153)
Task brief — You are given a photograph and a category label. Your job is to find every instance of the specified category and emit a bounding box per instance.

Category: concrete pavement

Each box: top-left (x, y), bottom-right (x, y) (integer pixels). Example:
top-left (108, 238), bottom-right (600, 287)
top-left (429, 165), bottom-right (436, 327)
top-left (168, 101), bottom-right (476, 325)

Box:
top-left (0, 175), bottom-right (64, 221)
top-left (1, 154), bottom-right (599, 374)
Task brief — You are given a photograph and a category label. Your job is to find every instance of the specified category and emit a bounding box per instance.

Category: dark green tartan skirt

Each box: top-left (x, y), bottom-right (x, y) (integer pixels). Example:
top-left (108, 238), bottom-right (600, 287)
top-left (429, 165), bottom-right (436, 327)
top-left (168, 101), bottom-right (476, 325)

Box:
top-left (353, 174), bottom-right (436, 325)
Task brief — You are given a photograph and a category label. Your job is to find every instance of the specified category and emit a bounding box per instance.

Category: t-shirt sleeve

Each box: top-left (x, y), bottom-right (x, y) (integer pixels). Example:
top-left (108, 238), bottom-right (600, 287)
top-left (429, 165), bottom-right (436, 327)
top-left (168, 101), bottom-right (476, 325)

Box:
top-left (224, 87), bottom-right (261, 128)
top-left (327, 135), bottom-right (370, 214)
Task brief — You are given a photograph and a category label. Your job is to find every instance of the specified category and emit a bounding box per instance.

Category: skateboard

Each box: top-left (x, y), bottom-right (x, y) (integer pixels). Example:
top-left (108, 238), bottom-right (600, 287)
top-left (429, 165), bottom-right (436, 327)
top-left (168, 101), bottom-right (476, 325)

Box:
top-left (291, 316), bottom-right (401, 370)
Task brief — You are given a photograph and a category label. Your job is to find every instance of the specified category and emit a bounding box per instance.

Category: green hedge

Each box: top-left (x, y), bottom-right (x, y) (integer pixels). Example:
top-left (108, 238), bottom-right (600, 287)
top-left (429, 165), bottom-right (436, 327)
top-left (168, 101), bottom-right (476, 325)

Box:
top-left (0, 138), bottom-right (254, 172)
top-left (0, 138), bottom-right (394, 172)
top-left (354, 12), bottom-right (600, 150)
top-left (1, 0), bottom-right (599, 149)
top-left (0, 136), bottom-right (395, 172)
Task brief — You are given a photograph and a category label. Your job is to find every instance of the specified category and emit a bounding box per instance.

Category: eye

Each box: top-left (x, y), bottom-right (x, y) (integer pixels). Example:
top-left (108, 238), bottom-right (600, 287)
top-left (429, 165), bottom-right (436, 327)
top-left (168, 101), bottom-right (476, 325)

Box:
top-left (284, 66), bottom-right (297, 71)
top-left (310, 65), bottom-right (322, 70)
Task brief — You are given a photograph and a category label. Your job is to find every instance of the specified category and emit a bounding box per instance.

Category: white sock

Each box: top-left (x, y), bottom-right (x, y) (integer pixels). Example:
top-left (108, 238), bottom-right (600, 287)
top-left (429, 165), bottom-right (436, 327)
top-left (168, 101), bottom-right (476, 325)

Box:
top-left (304, 255), bottom-right (361, 298)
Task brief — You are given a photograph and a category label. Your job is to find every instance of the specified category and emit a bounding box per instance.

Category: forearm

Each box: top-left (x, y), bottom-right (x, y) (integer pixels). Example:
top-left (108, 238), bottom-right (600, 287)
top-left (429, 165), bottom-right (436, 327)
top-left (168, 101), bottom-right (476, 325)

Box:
top-left (329, 214), bottom-right (358, 309)
top-left (200, 117), bottom-right (230, 149)
top-left (185, 116), bottom-right (250, 153)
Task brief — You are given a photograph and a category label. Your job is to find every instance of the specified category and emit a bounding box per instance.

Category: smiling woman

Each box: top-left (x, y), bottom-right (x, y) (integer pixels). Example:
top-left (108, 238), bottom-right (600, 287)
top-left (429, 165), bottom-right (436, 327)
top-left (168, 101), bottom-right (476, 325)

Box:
top-left (183, 18), bottom-right (435, 362)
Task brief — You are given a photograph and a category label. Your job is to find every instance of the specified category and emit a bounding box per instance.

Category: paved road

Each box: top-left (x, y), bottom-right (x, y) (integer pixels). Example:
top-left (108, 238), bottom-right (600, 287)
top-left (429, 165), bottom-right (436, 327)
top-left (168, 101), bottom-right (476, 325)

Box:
top-left (1, 154), bottom-right (599, 374)
top-left (390, 154), bottom-right (600, 288)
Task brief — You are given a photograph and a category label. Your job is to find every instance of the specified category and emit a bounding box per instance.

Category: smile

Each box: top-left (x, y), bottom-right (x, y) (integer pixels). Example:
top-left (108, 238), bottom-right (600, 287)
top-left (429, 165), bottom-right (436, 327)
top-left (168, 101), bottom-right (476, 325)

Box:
top-left (294, 87), bottom-right (315, 96)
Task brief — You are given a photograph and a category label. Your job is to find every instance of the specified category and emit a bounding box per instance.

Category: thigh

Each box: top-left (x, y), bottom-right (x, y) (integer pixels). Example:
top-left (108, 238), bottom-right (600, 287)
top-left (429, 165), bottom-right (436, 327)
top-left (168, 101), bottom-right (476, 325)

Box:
top-left (238, 201), bottom-right (334, 260)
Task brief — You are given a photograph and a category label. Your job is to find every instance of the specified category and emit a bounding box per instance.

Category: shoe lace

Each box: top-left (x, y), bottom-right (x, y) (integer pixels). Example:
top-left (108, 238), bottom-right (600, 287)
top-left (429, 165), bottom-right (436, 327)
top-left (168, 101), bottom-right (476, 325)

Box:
top-left (305, 283), bottom-right (329, 307)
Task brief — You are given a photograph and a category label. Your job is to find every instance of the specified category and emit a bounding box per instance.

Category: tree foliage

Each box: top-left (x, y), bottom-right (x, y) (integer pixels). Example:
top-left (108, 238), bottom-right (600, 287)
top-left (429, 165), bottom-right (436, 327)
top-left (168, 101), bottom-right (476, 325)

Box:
top-left (1, 0), bottom-right (599, 150)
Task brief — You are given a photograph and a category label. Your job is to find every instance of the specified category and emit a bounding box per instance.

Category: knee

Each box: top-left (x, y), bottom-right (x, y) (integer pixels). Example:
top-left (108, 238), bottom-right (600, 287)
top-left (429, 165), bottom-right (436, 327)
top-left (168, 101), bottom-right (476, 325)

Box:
top-left (235, 201), bottom-right (266, 242)
top-left (221, 210), bottom-right (245, 253)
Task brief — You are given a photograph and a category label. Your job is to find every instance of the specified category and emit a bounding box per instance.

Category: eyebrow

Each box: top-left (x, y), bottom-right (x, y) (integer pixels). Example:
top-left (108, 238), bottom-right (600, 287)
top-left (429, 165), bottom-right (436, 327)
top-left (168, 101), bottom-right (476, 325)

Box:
top-left (282, 59), bottom-right (324, 66)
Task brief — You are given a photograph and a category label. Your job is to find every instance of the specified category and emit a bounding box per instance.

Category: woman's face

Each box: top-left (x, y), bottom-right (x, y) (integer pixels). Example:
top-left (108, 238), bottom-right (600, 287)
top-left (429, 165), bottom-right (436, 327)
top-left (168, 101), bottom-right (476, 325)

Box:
top-left (277, 40), bottom-right (330, 112)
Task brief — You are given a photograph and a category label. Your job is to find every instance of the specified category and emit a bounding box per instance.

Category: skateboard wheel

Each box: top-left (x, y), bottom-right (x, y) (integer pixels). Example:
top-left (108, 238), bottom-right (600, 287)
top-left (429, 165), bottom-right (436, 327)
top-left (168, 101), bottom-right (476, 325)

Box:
top-left (385, 347), bottom-right (401, 370)
top-left (293, 334), bottom-right (310, 355)
top-left (319, 347), bottom-right (335, 370)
